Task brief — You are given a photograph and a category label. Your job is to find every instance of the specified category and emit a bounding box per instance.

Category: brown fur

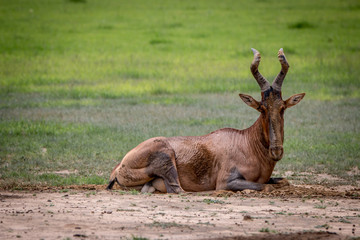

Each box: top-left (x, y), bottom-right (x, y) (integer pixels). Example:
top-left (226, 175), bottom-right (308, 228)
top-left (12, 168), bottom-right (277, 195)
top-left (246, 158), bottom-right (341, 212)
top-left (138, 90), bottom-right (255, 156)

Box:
top-left (107, 49), bottom-right (305, 193)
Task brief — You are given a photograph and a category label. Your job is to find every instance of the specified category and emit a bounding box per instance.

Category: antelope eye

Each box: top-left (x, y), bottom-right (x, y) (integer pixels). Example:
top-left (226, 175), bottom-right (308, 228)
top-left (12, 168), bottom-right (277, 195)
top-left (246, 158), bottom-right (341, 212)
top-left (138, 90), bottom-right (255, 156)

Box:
top-left (259, 105), bottom-right (267, 112)
top-left (279, 107), bottom-right (285, 114)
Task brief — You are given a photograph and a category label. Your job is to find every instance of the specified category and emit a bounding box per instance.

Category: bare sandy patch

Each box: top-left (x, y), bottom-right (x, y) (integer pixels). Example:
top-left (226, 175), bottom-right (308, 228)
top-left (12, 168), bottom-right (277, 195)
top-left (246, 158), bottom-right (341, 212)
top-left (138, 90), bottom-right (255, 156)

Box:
top-left (0, 184), bottom-right (359, 240)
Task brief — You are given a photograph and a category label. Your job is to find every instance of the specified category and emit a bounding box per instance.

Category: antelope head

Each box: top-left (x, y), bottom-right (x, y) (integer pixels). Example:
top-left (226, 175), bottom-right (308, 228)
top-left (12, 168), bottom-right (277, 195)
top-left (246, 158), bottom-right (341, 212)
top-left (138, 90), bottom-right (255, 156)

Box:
top-left (240, 48), bottom-right (305, 161)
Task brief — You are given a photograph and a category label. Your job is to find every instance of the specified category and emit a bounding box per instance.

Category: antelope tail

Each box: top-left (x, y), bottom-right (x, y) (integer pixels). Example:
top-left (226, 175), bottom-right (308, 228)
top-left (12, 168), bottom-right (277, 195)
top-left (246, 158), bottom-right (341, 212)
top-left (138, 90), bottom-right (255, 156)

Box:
top-left (106, 163), bottom-right (121, 190)
top-left (106, 178), bottom-right (116, 190)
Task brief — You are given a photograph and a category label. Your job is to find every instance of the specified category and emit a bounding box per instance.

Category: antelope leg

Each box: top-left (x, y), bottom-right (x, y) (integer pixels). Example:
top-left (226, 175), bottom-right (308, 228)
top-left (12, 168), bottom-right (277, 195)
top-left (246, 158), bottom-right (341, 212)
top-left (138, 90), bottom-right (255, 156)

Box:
top-left (226, 179), bottom-right (265, 191)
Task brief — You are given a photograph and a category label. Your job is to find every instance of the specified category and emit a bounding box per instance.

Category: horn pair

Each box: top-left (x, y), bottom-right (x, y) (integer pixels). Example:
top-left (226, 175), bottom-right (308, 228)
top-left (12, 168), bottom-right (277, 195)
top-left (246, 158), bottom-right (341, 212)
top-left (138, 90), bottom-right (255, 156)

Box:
top-left (250, 48), bottom-right (289, 92)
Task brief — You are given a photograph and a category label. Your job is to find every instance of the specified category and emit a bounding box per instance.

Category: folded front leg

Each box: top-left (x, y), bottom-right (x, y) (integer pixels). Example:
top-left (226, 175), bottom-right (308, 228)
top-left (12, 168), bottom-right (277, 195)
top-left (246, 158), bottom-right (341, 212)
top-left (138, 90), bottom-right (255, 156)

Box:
top-left (227, 178), bottom-right (265, 191)
top-left (223, 167), bottom-right (275, 192)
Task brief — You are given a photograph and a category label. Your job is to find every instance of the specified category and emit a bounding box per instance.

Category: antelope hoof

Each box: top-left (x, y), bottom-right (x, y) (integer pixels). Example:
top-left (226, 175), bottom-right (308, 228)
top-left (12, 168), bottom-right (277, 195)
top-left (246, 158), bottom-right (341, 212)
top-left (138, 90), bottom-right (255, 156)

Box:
top-left (141, 182), bottom-right (156, 193)
top-left (263, 184), bottom-right (275, 193)
top-left (277, 178), bottom-right (290, 187)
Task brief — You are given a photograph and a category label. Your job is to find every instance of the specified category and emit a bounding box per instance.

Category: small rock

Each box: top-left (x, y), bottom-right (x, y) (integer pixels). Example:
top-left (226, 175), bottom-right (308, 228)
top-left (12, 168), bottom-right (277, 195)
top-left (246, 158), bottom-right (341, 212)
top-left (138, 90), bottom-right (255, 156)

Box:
top-left (243, 215), bottom-right (252, 221)
top-left (73, 234), bottom-right (87, 238)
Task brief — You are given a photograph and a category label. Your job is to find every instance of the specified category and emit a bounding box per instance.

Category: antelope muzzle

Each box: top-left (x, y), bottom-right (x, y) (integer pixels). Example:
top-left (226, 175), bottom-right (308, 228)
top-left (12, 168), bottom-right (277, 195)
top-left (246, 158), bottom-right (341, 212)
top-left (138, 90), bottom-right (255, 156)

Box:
top-left (270, 146), bottom-right (283, 161)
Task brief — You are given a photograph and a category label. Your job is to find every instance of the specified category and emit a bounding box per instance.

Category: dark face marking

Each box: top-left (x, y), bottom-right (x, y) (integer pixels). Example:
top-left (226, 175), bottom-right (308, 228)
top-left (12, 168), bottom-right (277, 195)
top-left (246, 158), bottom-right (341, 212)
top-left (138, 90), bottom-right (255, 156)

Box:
top-left (260, 87), bottom-right (285, 161)
top-left (262, 87), bottom-right (281, 101)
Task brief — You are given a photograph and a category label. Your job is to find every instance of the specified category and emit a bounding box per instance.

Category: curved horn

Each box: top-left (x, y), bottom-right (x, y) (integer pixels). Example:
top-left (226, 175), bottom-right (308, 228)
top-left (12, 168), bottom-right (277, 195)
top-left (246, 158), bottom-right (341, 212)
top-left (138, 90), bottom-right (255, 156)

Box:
top-left (272, 48), bottom-right (289, 91)
top-left (250, 48), bottom-right (270, 92)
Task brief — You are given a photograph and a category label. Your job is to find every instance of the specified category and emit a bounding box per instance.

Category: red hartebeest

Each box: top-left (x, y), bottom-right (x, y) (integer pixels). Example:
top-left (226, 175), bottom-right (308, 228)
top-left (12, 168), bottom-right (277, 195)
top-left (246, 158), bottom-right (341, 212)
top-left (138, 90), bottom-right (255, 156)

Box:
top-left (107, 48), bottom-right (305, 193)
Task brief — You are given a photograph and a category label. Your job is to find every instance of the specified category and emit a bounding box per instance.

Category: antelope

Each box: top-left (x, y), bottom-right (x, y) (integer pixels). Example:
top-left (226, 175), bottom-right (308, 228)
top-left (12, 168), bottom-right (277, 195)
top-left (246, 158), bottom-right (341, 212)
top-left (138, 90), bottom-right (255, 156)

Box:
top-left (107, 48), bottom-right (305, 193)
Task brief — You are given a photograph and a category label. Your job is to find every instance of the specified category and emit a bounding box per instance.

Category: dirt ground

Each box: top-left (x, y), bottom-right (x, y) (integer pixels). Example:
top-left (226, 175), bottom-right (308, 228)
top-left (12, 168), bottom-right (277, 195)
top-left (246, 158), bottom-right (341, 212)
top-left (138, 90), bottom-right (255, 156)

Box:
top-left (0, 184), bottom-right (359, 240)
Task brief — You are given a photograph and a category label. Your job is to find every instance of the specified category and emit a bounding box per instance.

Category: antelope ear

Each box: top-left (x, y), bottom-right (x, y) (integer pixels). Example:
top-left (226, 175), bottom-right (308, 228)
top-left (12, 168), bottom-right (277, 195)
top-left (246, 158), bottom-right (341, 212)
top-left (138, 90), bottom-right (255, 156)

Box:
top-left (285, 93), bottom-right (305, 108)
top-left (239, 94), bottom-right (261, 111)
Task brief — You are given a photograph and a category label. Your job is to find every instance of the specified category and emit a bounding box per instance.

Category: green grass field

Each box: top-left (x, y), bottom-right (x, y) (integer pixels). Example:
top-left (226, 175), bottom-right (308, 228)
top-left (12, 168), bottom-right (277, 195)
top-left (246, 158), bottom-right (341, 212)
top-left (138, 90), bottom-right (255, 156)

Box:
top-left (0, 0), bottom-right (359, 189)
